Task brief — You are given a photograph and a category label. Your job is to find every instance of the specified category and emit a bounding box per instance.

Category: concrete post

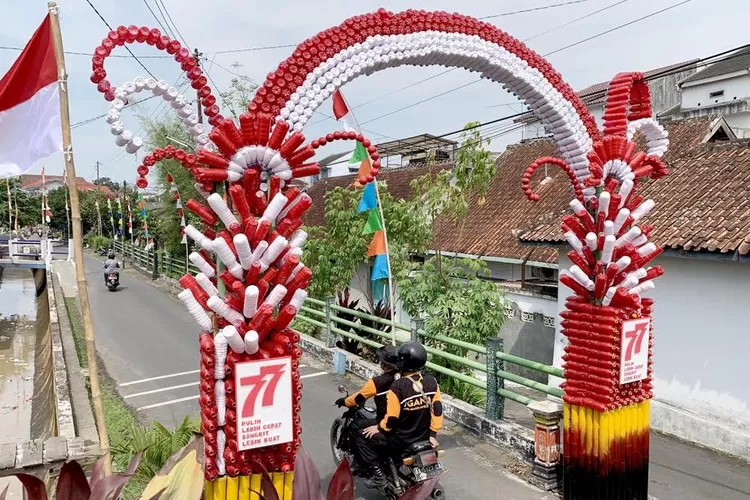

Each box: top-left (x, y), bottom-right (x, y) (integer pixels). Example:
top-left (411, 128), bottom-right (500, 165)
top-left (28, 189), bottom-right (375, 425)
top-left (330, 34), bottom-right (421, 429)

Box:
top-left (484, 337), bottom-right (505, 420)
top-left (67, 239), bottom-right (74, 261)
top-left (528, 399), bottom-right (563, 491)
top-left (325, 297), bottom-right (336, 348)
top-left (410, 318), bottom-right (424, 343)
top-left (151, 247), bottom-right (159, 280)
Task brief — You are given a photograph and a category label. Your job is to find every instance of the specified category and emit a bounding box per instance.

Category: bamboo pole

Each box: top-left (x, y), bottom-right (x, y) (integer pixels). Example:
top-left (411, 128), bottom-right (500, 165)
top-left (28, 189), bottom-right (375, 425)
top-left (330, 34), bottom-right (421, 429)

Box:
top-left (336, 92), bottom-right (398, 345)
top-left (48, 1), bottom-right (112, 475)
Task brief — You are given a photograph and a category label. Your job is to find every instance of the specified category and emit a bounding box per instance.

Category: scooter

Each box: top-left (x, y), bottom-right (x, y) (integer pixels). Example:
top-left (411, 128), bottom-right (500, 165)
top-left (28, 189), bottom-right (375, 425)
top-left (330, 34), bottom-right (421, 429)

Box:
top-left (330, 385), bottom-right (446, 499)
top-left (106, 272), bottom-right (119, 291)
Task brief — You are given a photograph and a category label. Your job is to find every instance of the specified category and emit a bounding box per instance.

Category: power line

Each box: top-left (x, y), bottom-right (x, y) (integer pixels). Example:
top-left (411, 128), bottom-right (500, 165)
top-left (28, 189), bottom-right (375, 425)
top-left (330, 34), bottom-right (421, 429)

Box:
top-left (154, 0), bottom-right (189, 49)
top-left (83, 0), bottom-right (157, 78)
top-left (479, 0), bottom-right (593, 19)
top-left (0, 45), bottom-right (171, 58)
top-left (150, 0), bottom-right (176, 38)
top-left (360, 81), bottom-right (481, 125)
top-left (544, 0), bottom-right (695, 57)
top-left (523, 0), bottom-right (631, 42)
top-left (141, 0), bottom-right (172, 37)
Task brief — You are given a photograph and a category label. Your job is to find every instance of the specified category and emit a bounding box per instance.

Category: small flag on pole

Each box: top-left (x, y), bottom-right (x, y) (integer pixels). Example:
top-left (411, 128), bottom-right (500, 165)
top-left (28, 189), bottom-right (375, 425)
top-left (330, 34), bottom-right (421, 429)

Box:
top-left (357, 182), bottom-right (377, 213)
top-left (332, 90), bottom-right (372, 180)
top-left (362, 209), bottom-right (383, 234)
top-left (0, 15), bottom-right (62, 178)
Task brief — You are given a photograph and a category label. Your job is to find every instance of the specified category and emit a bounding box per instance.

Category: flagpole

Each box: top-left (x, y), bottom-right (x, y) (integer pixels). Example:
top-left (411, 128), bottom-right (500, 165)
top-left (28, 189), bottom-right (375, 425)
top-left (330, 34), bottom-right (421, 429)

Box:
top-left (48, 1), bottom-right (112, 475)
top-left (338, 92), bottom-right (398, 345)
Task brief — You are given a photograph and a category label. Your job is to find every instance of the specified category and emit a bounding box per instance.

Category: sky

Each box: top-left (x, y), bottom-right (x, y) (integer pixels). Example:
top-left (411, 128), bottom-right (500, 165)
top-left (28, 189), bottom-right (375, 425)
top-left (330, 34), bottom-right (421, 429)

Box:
top-left (2, 0), bottom-right (749, 185)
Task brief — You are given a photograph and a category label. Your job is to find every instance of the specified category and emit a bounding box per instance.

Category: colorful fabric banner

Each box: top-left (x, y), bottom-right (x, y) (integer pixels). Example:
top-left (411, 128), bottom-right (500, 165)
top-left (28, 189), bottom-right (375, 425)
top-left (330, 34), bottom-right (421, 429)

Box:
top-left (371, 254), bottom-right (389, 281)
top-left (367, 230), bottom-right (386, 257)
top-left (116, 196), bottom-right (123, 235)
top-left (332, 89), bottom-right (372, 176)
top-left (357, 182), bottom-right (377, 213)
top-left (138, 192), bottom-right (149, 238)
top-left (362, 209), bottom-right (383, 234)
top-left (125, 197), bottom-right (132, 234)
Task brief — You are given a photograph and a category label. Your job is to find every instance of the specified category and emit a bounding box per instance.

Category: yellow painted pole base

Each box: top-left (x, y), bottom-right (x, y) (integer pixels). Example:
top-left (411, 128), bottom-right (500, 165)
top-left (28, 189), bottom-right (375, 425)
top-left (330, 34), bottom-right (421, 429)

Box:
top-left (205, 472), bottom-right (295, 500)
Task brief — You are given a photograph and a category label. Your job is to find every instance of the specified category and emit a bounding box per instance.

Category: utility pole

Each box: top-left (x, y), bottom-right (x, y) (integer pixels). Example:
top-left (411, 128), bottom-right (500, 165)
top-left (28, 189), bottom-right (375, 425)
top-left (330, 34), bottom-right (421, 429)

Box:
top-left (95, 161), bottom-right (102, 236)
top-left (194, 48), bottom-right (204, 124)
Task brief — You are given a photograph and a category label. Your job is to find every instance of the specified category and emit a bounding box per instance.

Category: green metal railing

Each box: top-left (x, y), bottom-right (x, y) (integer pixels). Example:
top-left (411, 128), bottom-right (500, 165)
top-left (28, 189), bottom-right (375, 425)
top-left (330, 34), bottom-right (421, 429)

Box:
top-left (113, 241), bottom-right (199, 278)
top-left (295, 296), bottom-right (564, 421)
top-left (110, 241), bottom-right (565, 421)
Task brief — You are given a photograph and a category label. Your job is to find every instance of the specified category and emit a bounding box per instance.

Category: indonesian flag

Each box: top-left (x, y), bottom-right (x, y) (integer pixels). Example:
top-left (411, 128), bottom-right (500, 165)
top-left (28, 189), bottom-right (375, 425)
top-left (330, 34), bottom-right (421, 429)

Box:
top-left (332, 90), bottom-right (371, 182)
top-left (0, 15), bottom-right (62, 178)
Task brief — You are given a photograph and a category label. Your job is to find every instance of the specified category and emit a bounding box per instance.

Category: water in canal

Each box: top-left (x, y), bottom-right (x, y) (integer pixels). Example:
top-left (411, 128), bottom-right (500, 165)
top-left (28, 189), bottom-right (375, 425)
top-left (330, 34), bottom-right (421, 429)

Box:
top-left (0, 267), bottom-right (54, 445)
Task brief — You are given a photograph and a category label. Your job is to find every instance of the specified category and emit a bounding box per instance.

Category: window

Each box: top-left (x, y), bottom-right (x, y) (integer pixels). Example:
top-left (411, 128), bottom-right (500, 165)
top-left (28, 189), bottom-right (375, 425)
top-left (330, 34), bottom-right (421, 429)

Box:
top-left (709, 90), bottom-right (725, 98)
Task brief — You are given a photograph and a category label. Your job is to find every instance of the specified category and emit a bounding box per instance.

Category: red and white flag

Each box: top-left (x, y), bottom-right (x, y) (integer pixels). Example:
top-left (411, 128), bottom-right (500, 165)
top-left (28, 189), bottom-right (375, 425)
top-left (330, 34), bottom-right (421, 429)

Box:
top-left (0, 15), bottom-right (62, 178)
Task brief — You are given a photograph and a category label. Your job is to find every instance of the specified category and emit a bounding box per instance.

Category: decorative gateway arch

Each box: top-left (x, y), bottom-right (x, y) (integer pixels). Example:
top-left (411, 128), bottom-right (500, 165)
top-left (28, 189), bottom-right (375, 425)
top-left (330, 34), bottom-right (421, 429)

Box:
top-left (89, 8), bottom-right (669, 500)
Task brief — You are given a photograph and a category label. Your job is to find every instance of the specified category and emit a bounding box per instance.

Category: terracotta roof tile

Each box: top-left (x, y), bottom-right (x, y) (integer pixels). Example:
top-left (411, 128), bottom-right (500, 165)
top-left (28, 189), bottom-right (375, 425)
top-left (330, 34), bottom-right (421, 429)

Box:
top-left (303, 163), bottom-right (451, 227)
top-left (519, 117), bottom-right (750, 256)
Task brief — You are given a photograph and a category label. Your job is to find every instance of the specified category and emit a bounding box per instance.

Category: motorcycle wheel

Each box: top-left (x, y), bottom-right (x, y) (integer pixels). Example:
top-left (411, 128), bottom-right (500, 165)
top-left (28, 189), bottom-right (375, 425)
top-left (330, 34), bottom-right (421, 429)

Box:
top-left (329, 419), bottom-right (347, 465)
top-left (430, 482), bottom-right (445, 499)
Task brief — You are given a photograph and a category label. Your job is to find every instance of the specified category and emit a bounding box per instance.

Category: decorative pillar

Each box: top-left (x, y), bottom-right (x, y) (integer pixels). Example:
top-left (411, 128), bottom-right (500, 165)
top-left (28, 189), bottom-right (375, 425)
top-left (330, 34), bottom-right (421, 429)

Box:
top-left (528, 400), bottom-right (563, 491)
top-left (325, 296), bottom-right (336, 348)
top-left (410, 318), bottom-right (423, 343)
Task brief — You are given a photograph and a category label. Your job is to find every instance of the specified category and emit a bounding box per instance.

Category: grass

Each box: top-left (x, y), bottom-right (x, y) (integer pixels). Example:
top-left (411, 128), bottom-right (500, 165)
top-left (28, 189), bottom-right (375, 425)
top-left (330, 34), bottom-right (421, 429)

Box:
top-left (62, 297), bottom-right (151, 498)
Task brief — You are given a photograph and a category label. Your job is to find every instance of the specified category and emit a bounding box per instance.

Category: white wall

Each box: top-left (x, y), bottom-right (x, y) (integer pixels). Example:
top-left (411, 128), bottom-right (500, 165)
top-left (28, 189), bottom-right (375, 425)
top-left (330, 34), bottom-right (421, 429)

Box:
top-left (553, 253), bottom-right (750, 459)
top-left (681, 74), bottom-right (750, 109)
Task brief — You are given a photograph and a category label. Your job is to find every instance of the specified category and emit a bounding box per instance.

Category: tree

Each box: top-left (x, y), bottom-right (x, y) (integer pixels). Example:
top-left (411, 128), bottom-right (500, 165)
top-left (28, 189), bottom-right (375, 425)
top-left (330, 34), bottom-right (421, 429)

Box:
top-left (397, 123), bottom-right (507, 404)
top-left (302, 183), bottom-right (431, 302)
top-left (217, 62), bottom-right (259, 118)
top-left (94, 176), bottom-right (122, 193)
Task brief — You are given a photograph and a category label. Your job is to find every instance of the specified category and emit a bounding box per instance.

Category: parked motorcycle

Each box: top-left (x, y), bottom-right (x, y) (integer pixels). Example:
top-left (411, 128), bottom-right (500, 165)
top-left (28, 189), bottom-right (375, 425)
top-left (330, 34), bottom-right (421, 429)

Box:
top-left (97, 246), bottom-right (111, 256)
top-left (330, 385), bottom-right (446, 499)
top-left (106, 272), bottom-right (119, 291)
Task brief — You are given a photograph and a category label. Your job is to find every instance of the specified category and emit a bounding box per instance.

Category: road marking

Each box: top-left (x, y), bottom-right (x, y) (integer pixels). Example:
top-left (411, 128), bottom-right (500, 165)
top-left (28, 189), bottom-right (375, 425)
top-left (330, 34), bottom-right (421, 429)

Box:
top-left (300, 371), bottom-right (328, 379)
top-left (120, 366), bottom-right (306, 388)
top-left (124, 382), bottom-right (198, 399)
top-left (119, 369), bottom-right (199, 387)
top-left (137, 395), bottom-right (199, 411)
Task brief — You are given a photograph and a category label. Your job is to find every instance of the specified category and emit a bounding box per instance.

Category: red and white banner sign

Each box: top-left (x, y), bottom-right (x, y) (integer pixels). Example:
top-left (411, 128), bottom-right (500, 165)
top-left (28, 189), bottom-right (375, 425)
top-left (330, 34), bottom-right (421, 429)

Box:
top-left (235, 357), bottom-right (293, 451)
top-left (619, 318), bottom-right (651, 385)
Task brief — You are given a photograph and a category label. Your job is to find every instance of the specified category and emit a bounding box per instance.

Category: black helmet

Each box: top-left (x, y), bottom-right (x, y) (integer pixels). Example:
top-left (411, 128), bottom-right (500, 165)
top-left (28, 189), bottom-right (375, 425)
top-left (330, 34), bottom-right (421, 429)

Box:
top-left (397, 341), bottom-right (427, 372)
top-left (108, 252), bottom-right (115, 259)
top-left (376, 345), bottom-right (399, 370)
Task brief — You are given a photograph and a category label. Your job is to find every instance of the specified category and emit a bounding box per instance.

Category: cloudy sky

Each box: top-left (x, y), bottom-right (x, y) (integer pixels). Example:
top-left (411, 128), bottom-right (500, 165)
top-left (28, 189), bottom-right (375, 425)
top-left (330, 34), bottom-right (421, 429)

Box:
top-left (2, 0), bottom-right (748, 184)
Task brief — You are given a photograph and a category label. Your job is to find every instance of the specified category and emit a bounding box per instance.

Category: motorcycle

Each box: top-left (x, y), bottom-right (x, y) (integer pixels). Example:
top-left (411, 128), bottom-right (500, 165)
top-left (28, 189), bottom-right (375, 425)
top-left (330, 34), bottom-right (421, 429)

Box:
top-left (330, 385), bottom-right (446, 499)
top-left (106, 272), bottom-right (119, 291)
top-left (97, 246), bottom-right (111, 256)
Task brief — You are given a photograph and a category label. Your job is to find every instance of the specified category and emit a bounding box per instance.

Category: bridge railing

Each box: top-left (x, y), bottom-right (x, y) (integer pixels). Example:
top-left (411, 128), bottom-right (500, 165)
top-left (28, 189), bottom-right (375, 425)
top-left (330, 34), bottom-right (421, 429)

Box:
top-left (113, 241), bottom-right (199, 278)
top-left (296, 297), bottom-right (563, 420)
top-left (110, 240), bottom-right (564, 419)
top-left (0, 238), bottom-right (66, 267)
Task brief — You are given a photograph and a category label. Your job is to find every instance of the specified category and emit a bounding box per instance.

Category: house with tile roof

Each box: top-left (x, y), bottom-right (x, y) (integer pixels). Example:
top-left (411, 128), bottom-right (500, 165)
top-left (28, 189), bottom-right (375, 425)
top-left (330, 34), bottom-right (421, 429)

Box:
top-left (660, 48), bottom-right (750, 138)
top-left (19, 174), bottom-right (111, 195)
top-left (517, 115), bottom-right (750, 460)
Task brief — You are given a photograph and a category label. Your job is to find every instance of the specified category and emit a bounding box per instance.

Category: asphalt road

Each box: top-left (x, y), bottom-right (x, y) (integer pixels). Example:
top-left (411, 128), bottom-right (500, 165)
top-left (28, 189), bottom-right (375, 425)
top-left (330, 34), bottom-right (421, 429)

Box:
top-left (53, 254), bottom-right (750, 500)
top-left (68, 254), bottom-right (554, 500)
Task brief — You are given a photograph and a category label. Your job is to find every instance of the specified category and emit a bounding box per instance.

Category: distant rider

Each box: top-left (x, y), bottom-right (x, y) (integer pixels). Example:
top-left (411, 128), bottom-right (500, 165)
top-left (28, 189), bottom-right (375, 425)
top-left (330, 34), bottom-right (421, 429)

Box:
top-left (102, 252), bottom-right (119, 284)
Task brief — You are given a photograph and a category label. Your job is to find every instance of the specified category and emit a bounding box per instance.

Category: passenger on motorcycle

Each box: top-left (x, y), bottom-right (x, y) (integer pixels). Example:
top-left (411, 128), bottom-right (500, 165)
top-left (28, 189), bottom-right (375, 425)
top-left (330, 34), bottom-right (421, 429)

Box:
top-left (103, 252), bottom-right (119, 284)
top-left (358, 341), bottom-right (443, 487)
top-left (335, 345), bottom-right (400, 470)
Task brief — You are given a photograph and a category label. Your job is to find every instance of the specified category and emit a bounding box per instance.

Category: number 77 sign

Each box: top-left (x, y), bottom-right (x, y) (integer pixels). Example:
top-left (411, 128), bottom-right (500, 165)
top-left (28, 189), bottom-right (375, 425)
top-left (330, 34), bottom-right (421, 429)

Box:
top-left (619, 318), bottom-right (651, 385)
top-left (235, 357), bottom-right (293, 451)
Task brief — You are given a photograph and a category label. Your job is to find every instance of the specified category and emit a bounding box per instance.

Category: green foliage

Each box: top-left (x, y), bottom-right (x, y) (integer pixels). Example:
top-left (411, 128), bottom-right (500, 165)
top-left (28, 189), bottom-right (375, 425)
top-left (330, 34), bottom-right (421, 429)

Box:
top-left (217, 62), bottom-right (259, 118)
top-left (0, 178), bottom-right (41, 230)
top-left (410, 121), bottom-right (496, 224)
top-left (87, 234), bottom-right (112, 250)
top-left (110, 416), bottom-right (200, 490)
top-left (303, 184), bottom-right (430, 301)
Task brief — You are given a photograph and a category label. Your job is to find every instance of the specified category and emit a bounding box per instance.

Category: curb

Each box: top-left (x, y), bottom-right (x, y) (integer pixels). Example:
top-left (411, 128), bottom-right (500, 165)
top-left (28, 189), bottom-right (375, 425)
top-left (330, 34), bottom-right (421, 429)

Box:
top-left (297, 333), bottom-right (536, 462)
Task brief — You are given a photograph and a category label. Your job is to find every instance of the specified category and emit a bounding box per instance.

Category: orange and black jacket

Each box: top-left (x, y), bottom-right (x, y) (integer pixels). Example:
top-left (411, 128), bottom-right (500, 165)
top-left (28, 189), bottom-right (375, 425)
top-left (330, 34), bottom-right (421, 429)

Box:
top-left (344, 371), bottom-right (397, 421)
top-left (378, 372), bottom-right (443, 444)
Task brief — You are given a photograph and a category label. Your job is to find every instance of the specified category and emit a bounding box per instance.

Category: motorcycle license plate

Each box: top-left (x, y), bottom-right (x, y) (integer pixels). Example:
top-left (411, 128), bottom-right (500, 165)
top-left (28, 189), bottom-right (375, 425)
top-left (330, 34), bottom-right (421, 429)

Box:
top-left (413, 462), bottom-right (443, 481)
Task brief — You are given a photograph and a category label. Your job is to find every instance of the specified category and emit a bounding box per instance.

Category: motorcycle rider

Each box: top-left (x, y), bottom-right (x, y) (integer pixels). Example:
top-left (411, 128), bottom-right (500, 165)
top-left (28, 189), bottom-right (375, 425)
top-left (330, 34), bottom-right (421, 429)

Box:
top-left (102, 252), bottom-right (119, 285)
top-left (358, 341), bottom-right (443, 487)
top-left (335, 345), bottom-right (400, 471)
